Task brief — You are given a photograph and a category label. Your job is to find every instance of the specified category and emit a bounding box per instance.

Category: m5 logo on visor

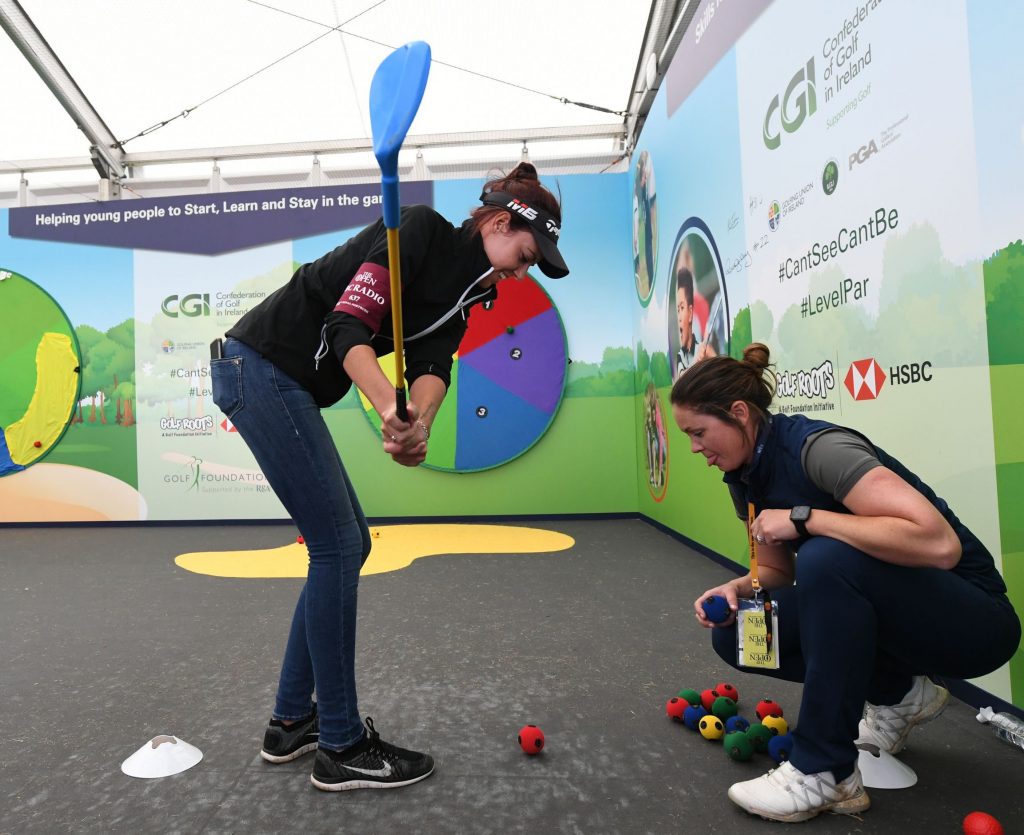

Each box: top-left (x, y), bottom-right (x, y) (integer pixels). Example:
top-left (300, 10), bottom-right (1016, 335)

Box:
top-left (506, 198), bottom-right (538, 221)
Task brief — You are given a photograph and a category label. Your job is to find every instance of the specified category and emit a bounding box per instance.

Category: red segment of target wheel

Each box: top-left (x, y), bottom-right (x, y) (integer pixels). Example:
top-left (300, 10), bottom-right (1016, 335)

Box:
top-left (460, 278), bottom-right (550, 354)
top-left (518, 724), bottom-right (545, 754)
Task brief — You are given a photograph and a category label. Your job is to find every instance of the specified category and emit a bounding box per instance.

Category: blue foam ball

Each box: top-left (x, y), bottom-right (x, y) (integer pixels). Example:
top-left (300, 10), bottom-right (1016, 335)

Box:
top-left (726, 715), bottom-right (751, 734)
top-left (701, 595), bottom-right (730, 624)
top-left (768, 733), bottom-right (794, 765)
top-left (683, 705), bottom-right (709, 730)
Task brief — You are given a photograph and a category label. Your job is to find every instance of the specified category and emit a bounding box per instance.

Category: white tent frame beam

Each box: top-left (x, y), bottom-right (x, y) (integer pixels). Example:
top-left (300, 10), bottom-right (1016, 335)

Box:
top-left (0, 0), bottom-right (125, 186)
top-left (623, 0), bottom-right (697, 155)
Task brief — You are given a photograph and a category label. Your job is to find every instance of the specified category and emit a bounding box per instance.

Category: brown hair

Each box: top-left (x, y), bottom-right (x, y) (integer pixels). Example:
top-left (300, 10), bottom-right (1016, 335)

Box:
top-left (669, 343), bottom-right (776, 432)
top-left (469, 162), bottom-right (562, 235)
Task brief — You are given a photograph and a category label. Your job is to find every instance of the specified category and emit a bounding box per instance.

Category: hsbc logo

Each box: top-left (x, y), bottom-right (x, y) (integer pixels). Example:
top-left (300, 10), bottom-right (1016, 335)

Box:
top-left (844, 358), bottom-right (886, 401)
top-left (845, 357), bottom-right (934, 401)
top-left (506, 198), bottom-right (538, 221)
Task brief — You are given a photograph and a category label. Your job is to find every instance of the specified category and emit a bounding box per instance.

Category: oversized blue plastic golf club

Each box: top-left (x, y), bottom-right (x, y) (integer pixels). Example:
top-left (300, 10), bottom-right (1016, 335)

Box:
top-left (369, 40), bottom-right (431, 422)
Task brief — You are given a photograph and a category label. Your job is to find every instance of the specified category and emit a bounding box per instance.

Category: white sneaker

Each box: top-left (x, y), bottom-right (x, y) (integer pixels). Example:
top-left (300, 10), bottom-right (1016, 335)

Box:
top-left (857, 675), bottom-right (949, 754)
top-left (728, 761), bottom-right (870, 822)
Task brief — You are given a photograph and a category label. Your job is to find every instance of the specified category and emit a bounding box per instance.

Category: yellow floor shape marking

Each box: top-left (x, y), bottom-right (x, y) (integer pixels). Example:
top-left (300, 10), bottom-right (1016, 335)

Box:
top-left (175, 524), bottom-right (575, 579)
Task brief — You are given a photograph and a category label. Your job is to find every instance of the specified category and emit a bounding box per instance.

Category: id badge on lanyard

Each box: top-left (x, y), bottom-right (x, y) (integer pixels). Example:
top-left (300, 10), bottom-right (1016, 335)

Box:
top-left (739, 502), bottom-right (780, 670)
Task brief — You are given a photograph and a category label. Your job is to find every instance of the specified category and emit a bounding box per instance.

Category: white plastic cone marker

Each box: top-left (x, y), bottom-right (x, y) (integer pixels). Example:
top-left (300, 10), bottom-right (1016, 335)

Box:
top-left (856, 743), bottom-right (918, 789)
top-left (121, 735), bottom-right (203, 778)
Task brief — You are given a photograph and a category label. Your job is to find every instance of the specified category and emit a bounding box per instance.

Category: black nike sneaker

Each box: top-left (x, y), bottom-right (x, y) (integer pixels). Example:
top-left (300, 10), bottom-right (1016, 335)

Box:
top-left (311, 717), bottom-right (434, 791)
top-left (260, 703), bottom-right (319, 763)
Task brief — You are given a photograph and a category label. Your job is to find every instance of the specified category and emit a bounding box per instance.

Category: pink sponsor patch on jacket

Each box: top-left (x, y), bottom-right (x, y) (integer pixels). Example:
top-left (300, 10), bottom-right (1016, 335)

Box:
top-left (333, 262), bottom-right (391, 332)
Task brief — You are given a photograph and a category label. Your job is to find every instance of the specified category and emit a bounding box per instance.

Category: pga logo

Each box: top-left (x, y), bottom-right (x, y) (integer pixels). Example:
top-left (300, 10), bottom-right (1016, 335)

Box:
top-left (849, 139), bottom-right (879, 170)
top-left (506, 198), bottom-right (538, 221)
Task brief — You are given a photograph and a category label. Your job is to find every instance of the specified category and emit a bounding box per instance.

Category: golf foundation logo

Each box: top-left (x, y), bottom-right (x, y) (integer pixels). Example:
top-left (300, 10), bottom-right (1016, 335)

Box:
top-left (763, 58), bottom-right (817, 151)
top-left (844, 358), bottom-right (885, 401)
top-left (822, 159), bottom-right (839, 195)
top-left (768, 201), bottom-right (782, 231)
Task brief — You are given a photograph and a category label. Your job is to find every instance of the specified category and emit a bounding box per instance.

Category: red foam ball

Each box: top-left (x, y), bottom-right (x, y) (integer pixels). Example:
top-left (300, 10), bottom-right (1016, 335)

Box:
top-left (296, 535), bottom-right (305, 544)
top-left (666, 697), bottom-right (688, 721)
top-left (963, 811), bottom-right (1004, 835)
top-left (33, 440), bottom-right (43, 448)
top-left (756, 699), bottom-right (783, 720)
top-left (701, 688), bottom-right (720, 712)
top-left (518, 724), bottom-right (545, 755)
top-left (716, 682), bottom-right (739, 703)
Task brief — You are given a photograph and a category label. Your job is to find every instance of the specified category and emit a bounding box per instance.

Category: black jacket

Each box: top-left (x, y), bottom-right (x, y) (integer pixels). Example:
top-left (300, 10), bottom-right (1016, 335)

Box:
top-left (227, 205), bottom-right (496, 407)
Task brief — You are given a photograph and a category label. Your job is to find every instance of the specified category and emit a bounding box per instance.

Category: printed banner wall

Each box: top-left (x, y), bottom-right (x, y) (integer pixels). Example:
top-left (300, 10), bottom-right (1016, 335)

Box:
top-left (0, 173), bottom-right (635, 523)
top-left (631, 0), bottom-right (1024, 707)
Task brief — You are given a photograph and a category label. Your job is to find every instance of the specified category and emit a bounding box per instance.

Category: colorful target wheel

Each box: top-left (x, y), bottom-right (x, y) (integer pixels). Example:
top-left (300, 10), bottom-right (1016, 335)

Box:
top-left (0, 269), bottom-right (82, 476)
top-left (362, 275), bottom-right (567, 472)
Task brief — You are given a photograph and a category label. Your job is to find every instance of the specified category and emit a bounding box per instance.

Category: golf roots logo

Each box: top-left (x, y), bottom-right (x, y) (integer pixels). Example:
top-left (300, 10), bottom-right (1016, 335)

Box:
top-left (822, 159), bottom-right (839, 195)
top-left (776, 360), bottom-right (836, 400)
top-left (768, 201), bottom-right (782, 231)
top-left (763, 58), bottom-right (817, 151)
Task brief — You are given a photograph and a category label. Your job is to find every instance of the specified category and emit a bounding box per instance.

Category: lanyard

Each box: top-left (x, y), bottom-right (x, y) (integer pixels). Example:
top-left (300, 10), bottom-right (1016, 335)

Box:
top-left (747, 502), bottom-right (774, 654)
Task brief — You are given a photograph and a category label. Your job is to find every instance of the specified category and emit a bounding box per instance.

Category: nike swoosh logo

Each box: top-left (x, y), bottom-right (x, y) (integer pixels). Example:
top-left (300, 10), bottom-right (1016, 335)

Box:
top-left (345, 762), bottom-right (393, 778)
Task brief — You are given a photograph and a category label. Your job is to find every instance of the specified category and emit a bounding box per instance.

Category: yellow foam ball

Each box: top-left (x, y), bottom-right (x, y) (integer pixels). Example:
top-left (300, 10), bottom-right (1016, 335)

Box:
top-left (762, 714), bottom-right (789, 736)
top-left (699, 715), bottom-right (725, 740)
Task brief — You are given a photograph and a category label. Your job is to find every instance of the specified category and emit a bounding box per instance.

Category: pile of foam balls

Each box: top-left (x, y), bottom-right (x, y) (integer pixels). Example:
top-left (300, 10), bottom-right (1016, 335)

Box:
top-left (666, 683), bottom-right (793, 763)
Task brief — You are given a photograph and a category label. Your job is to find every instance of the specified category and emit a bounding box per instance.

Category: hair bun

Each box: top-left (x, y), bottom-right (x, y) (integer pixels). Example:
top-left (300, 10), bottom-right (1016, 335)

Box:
top-left (507, 161), bottom-right (539, 182)
top-left (743, 342), bottom-right (771, 372)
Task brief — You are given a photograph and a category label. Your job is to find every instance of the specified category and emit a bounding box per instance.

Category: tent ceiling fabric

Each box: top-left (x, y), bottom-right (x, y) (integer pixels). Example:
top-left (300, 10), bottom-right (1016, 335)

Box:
top-left (1, 0), bottom-right (676, 194)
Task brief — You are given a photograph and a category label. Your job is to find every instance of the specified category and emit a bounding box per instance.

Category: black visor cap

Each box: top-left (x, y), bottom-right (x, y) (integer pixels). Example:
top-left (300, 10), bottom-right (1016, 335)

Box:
top-left (480, 190), bottom-right (569, 278)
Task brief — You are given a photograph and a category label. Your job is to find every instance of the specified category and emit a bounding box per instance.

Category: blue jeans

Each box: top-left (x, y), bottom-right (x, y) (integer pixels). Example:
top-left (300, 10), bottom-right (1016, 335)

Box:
top-left (710, 537), bottom-right (1020, 780)
top-left (211, 337), bottom-right (370, 750)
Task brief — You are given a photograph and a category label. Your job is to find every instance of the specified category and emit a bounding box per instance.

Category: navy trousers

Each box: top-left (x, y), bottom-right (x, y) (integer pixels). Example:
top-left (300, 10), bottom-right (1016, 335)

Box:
top-left (711, 537), bottom-right (1020, 780)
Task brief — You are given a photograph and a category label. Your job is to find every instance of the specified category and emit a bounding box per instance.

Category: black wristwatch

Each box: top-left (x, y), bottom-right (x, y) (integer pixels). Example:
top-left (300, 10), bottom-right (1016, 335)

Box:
top-left (790, 505), bottom-right (811, 538)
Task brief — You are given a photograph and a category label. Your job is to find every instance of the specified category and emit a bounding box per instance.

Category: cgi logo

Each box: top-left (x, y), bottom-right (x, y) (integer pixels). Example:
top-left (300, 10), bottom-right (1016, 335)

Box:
top-left (763, 58), bottom-right (817, 151)
top-left (506, 198), bottom-right (538, 221)
top-left (161, 293), bottom-right (211, 318)
top-left (849, 139), bottom-right (879, 170)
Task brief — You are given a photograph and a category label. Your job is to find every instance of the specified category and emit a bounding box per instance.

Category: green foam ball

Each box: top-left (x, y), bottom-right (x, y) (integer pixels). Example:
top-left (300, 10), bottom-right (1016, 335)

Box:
top-left (712, 696), bottom-right (738, 721)
top-left (677, 688), bottom-right (701, 706)
top-left (723, 730), bottom-right (754, 761)
top-left (745, 723), bottom-right (774, 753)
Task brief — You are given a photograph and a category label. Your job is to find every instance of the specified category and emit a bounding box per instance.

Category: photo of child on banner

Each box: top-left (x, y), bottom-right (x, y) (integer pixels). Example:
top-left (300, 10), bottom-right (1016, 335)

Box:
top-left (668, 218), bottom-right (730, 377)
